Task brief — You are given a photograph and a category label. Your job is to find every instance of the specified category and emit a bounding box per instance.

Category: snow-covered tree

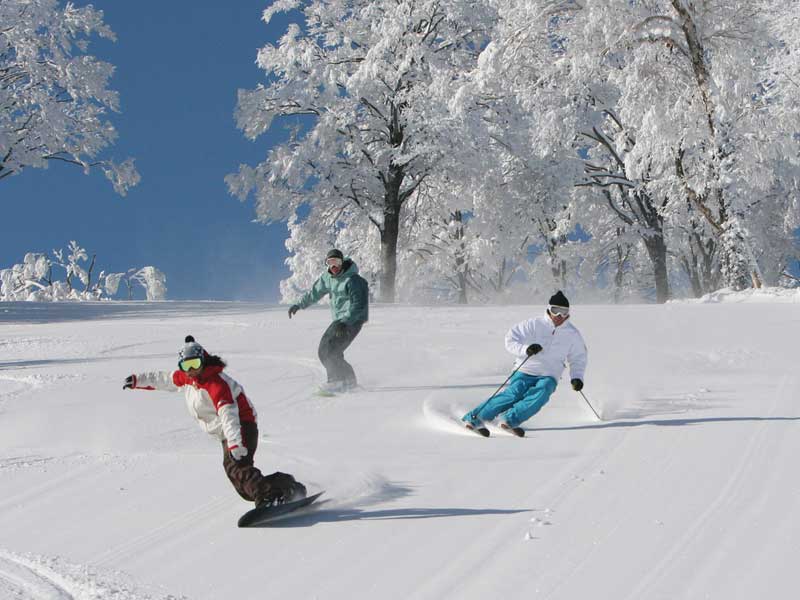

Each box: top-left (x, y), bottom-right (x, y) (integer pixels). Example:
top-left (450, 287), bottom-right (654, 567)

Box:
top-left (0, 0), bottom-right (139, 194)
top-left (228, 0), bottom-right (496, 302)
top-left (130, 267), bottom-right (167, 301)
top-left (565, 0), bottom-right (800, 295)
top-left (0, 242), bottom-right (166, 301)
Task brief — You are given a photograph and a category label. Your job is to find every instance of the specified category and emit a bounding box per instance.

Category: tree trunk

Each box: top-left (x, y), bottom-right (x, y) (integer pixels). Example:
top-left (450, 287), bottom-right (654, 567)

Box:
top-left (456, 273), bottom-right (468, 304)
top-left (379, 204), bottom-right (400, 303)
top-left (643, 234), bottom-right (671, 303)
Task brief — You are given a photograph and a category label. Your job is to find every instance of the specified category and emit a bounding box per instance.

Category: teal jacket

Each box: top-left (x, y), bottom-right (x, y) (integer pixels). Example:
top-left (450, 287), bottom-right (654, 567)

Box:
top-left (296, 259), bottom-right (369, 325)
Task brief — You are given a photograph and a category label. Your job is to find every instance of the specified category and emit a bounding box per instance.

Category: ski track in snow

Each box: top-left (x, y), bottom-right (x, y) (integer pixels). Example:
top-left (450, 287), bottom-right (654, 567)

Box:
top-left (0, 549), bottom-right (184, 600)
top-left (0, 373), bottom-right (82, 405)
top-left (620, 373), bottom-right (794, 600)
top-left (91, 495), bottom-right (232, 567)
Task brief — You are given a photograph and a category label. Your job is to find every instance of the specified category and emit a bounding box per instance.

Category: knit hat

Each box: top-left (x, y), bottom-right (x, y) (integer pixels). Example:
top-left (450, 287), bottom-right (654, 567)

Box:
top-left (548, 290), bottom-right (569, 308)
top-left (179, 335), bottom-right (205, 361)
top-left (326, 248), bottom-right (344, 261)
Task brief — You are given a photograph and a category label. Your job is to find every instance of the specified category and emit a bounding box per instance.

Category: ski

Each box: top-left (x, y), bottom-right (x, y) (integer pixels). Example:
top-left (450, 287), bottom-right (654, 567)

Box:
top-left (464, 423), bottom-right (490, 437)
top-left (500, 423), bottom-right (525, 437)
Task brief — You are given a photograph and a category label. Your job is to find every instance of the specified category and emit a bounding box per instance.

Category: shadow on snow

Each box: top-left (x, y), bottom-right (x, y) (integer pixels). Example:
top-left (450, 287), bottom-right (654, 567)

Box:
top-left (248, 505), bottom-right (531, 528)
top-left (533, 415), bottom-right (800, 432)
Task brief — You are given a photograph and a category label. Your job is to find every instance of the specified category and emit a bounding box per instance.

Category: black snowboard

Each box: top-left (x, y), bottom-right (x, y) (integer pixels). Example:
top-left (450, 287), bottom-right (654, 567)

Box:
top-left (238, 491), bottom-right (325, 527)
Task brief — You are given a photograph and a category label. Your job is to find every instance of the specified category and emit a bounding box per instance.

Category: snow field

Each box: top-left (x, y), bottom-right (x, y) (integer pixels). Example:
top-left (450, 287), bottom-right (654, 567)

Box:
top-left (0, 299), bottom-right (798, 599)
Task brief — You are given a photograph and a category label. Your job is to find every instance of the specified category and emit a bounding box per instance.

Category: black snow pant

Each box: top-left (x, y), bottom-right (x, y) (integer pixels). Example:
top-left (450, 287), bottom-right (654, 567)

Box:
top-left (222, 422), bottom-right (296, 504)
top-left (318, 320), bottom-right (363, 384)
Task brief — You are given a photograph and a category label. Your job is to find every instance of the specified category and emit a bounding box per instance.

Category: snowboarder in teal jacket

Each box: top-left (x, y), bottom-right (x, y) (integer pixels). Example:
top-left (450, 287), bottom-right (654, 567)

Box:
top-left (288, 249), bottom-right (369, 392)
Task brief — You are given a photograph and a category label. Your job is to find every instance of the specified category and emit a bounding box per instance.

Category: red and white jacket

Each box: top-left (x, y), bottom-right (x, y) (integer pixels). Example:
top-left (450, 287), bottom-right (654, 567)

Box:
top-left (130, 365), bottom-right (257, 448)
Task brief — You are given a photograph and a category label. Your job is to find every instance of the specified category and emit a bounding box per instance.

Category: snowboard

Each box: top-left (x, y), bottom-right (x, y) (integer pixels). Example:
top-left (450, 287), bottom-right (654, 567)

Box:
top-left (237, 491), bottom-right (325, 527)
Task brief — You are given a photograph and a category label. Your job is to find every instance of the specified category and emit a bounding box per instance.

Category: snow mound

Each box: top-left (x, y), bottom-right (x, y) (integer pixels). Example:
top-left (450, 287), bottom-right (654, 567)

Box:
top-left (676, 286), bottom-right (800, 304)
top-left (0, 549), bottom-right (184, 600)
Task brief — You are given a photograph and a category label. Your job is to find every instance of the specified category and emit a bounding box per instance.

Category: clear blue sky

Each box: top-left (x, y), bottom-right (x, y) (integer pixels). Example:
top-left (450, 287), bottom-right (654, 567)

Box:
top-left (1, 2), bottom-right (295, 301)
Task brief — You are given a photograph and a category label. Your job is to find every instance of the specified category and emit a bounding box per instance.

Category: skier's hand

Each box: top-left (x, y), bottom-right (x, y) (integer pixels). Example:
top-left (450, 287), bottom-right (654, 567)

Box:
top-left (123, 375), bottom-right (136, 390)
top-left (571, 378), bottom-right (584, 392)
top-left (526, 343), bottom-right (543, 356)
top-left (228, 444), bottom-right (249, 461)
top-left (333, 321), bottom-right (348, 338)
top-left (288, 305), bottom-right (300, 319)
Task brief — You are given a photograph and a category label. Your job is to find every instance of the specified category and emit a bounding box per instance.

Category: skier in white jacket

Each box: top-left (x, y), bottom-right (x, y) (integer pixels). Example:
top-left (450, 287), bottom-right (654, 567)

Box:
top-left (462, 291), bottom-right (588, 436)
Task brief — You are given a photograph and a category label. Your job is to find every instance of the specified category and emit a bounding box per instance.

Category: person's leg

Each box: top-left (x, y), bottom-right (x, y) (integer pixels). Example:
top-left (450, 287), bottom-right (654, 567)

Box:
top-left (222, 422), bottom-right (262, 502)
top-left (502, 376), bottom-right (557, 427)
top-left (223, 422), bottom-right (304, 504)
top-left (462, 372), bottom-right (535, 425)
top-left (338, 322), bottom-right (362, 386)
top-left (318, 321), bottom-right (362, 384)
top-left (317, 321), bottom-right (341, 383)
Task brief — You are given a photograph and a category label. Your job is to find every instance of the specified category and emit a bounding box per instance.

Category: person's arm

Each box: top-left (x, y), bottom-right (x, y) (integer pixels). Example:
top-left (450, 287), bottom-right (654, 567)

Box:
top-left (567, 331), bottom-right (588, 382)
top-left (504, 320), bottom-right (535, 358)
top-left (296, 275), bottom-right (330, 310)
top-left (123, 370), bottom-right (182, 392)
top-left (342, 276), bottom-right (369, 325)
top-left (206, 380), bottom-right (245, 458)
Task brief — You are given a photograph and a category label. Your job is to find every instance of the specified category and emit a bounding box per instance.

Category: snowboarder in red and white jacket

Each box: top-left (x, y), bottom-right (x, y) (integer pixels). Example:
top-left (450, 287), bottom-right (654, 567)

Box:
top-left (123, 335), bottom-right (305, 507)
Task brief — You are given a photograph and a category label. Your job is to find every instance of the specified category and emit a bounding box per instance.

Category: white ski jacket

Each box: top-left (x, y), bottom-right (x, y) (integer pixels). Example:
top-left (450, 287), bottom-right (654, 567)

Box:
top-left (505, 312), bottom-right (588, 382)
top-left (131, 366), bottom-right (257, 447)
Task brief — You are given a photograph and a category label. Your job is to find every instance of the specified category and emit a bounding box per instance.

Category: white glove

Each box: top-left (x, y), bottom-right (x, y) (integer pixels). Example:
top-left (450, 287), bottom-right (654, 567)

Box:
top-left (228, 444), bottom-right (248, 461)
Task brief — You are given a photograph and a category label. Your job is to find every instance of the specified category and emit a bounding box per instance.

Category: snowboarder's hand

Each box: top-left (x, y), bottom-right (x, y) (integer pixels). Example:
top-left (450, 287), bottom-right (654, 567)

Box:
top-left (228, 444), bottom-right (248, 461)
top-left (333, 321), bottom-right (348, 338)
top-left (288, 304), bottom-right (300, 319)
top-left (526, 343), bottom-right (543, 356)
top-left (123, 375), bottom-right (136, 390)
top-left (571, 378), bottom-right (584, 392)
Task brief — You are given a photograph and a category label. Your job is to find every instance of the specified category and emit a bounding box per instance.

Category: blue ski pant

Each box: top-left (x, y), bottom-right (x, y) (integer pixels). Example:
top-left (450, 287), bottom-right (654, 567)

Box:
top-left (468, 372), bottom-right (557, 427)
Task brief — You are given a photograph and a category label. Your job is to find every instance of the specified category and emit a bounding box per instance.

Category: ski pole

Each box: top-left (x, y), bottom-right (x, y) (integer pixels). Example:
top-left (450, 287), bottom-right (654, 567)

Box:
top-left (579, 389), bottom-right (601, 420)
top-left (468, 353), bottom-right (532, 418)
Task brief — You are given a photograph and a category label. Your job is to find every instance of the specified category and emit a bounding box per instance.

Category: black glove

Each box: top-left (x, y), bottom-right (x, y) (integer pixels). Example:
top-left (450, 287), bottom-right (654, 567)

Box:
top-left (123, 375), bottom-right (135, 390)
top-left (571, 378), bottom-right (584, 392)
top-left (262, 471), bottom-right (299, 504)
top-left (526, 343), bottom-right (543, 356)
top-left (288, 304), bottom-right (300, 319)
top-left (333, 321), bottom-right (348, 338)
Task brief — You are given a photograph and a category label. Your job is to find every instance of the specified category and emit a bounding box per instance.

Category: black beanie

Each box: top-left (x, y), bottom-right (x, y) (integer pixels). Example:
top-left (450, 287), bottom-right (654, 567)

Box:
top-left (326, 248), bottom-right (344, 261)
top-left (548, 290), bottom-right (569, 308)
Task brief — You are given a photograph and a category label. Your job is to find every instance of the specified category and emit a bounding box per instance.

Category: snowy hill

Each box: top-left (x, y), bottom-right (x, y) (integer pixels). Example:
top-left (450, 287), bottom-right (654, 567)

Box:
top-left (1, 299), bottom-right (798, 599)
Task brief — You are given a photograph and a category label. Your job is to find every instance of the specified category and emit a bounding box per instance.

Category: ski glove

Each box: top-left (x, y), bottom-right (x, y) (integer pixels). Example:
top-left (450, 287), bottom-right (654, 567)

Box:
top-left (333, 321), bottom-right (348, 338)
top-left (228, 444), bottom-right (249, 461)
top-left (526, 343), bottom-right (543, 356)
top-left (288, 305), bottom-right (300, 319)
top-left (571, 378), bottom-right (584, 392)
top-left (123, 375), bottom-right (136, 390)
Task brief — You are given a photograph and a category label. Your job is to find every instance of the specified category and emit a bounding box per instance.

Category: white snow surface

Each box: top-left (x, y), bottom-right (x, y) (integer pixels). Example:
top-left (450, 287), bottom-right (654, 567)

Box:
top-left (1, 297), bottom-right (798, 599)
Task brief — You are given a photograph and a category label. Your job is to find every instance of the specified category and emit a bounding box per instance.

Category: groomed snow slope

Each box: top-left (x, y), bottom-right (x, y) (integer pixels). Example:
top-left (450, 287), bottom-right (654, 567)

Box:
top-left (0, 298), bottom-right (798, 600)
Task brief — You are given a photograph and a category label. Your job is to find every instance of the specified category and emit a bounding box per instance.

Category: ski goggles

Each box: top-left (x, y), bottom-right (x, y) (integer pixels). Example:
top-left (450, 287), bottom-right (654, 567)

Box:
top-left (326, 257), bottom-right (343, 268)
top-left (548, 305), bottom-right (570, 317)
top-left (179, 357), bottom-right (203, 371)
